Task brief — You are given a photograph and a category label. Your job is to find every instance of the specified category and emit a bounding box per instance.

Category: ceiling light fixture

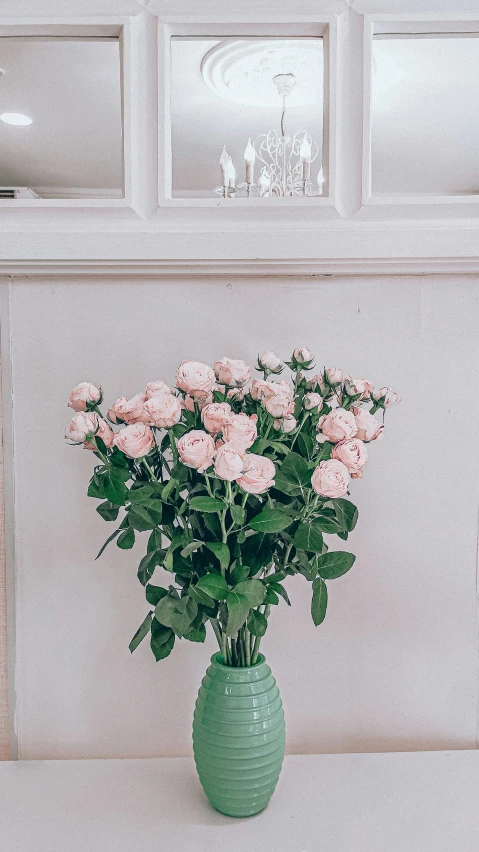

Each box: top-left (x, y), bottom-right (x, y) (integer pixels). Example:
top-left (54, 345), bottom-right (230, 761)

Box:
top-left (0, 112), bottom-right (33, 126)
top-left (216, 73), bottom-right (323, 198)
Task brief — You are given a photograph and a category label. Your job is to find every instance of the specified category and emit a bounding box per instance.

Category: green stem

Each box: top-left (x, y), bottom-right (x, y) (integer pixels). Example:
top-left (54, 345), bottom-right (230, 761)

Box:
top-left (168, 429), bottom-right (178, 465)
top-left (141, 458), bottom-right (158, 481)
top-left (220, 510), bottom-right (228, 545)
top-left (89, 437), bottom-right (108, 465)
top-left (210, 619), bottom-right (223, 652)
top-left (251, 605), bottom-right (271, 665)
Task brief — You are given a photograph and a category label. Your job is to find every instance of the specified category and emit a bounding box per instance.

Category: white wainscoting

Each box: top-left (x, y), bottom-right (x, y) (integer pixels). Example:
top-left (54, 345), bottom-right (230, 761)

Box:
top-left (8, 274), bottom-right (479, 759)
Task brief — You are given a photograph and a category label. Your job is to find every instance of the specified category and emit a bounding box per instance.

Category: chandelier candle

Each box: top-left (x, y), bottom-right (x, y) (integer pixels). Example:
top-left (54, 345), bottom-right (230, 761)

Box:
top-left (65, 351), bottom-right (400, 817)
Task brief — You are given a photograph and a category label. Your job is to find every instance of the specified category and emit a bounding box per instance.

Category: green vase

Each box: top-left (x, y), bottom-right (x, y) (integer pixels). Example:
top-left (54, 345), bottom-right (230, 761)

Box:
top-left (192, 653), bottom-right (285, 818)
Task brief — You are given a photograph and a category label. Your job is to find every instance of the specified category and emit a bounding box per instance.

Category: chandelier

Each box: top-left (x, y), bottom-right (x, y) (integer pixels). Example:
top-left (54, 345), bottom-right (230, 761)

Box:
top-left (215, 73), bottom-right (324, 199)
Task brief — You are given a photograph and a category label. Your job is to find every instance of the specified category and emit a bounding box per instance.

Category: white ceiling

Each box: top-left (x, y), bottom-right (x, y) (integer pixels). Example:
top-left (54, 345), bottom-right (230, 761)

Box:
top-left (372, 35), bottom-right (479, 195)
top-left (0, 38), bottom-right (122, 197)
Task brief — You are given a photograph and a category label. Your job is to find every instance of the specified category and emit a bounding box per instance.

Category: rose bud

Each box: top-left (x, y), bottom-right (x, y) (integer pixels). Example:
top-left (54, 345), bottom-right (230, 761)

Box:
top-left (222, 413), bottom-right (257, 450)
top-left (371, 386), bottom-right (401, 408)
top-left (274, 415), bottom-right (297, 434)
top-left (68, 382), bottom-right (101, 412)
top-left (201, 402), bottom-right (232, 435)
top-left (353, 407), bottom-right (383, 442)
top-left (119, 393), bottom-right (149, 425)
top-left (251, 378), bottom-right (276, 401)
top-left (176, 361), bottom-right (215, 394)
top-left (325, 367), bottom-right (343, 386)
top-left (303, 392), bottom-right (323, 411)
top-left (84, 417), bottom-right (114, 450)
top-left (65, 411), bottom-right (99, 444)
top-left (182, 390), bottom-right (213, 412)
top-left (145, 380), bottom-right (170, 399)
top-left (332, 438), bottom-right (368, 473)
top-left (113, 423), bottom-right (155, 459)
top-left (237, 454), bottom-right (276, 494)
top-left (143, 393), bottom-right (182, 429)
top-left (311, 459), bottom-right (350, 498)
top-left (317, 408), bottom-right (358, 443)
top-left (214, 357), bottom-right (251, 388)
top-left (292, 346), bottom-right (314, 364)
top-left (177, 430), bottom-right (215, 473)
top-left (344, 377), bottom-right (374, 400)
top-left (264, 390), bottom-right (295, 419)
top-left (214, 442), bottom-right (245, 482)
top-left (258, 350), bottom-right (283, 374)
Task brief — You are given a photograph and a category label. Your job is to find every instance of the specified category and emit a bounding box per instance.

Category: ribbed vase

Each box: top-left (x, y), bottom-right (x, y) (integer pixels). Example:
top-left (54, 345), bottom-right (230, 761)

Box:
top-left (192, 653), bottom-right (285, 818)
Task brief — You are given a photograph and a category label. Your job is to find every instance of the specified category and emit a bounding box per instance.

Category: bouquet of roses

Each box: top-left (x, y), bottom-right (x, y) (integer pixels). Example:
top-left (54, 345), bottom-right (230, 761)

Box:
top-left (65, 348), bottom-right (399, 667)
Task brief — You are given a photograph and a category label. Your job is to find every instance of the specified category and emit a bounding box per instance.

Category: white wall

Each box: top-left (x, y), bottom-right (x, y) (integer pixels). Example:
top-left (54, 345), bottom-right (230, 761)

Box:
top-left (9, 275), bottom-right (479, 759)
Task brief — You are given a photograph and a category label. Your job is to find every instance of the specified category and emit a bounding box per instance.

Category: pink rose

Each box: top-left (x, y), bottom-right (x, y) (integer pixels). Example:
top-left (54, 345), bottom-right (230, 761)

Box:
top-left (251, 378), bottom-right (276, 401)
top-left (107, 397), bottom-right (129, 424)
top-left (144, 393), bottom-right (181, 429)
top-left (121, 393), bottom-right (149, 424)
top-left (303, 392), bottom-right (323, 411)
top-left (274, 415), bottom-right (297, 433)
top-left (113, 423), bottom-right (154, 459)
top-left (344, 377), bottom-right (374, 399)
top-left (214, 443), bottom-right (244, 482)
top-left (372, 386), bottom-right (401, 408)
top-left (214, 358), bottom-right (251, 387)
top-left (325, 367), bottom-right (344, 386)
top-left (65, 411), bottom-right (98, 444)
top-left (311, 459), bottom-right (350, 498)
top-left (318, 408), bottom-right (357, 443)
top-left (183, 390), bottom-right (214, 413)
top-left (84, 417), bottom-right (114, 450)
top-left (177, 430), bottom-right (215, 473)
top-left (264, 386), bottom-right (295, 419)
top-left (258, 351), bottom-right (283, 374)
top-left (353, 408), bottom-right (383, 442)
top-left (68, 382), bottom-right (101, 412)
top-left (201, 402), bottom-right (232, 435)
top-left (332, 438), bottom-right (368, 473)
top-left (223, 413), bottom-right (257, 449)
top-left (176, 361), bottom-right (215, 394)
top-left (145, 380), bottom-right (170, 399)
top-left (215, 385), bottom-right (247, 402)
top-left (237, 453), bottom-right (276, 494)
top-left (292, 346), bottom-right (314, 363)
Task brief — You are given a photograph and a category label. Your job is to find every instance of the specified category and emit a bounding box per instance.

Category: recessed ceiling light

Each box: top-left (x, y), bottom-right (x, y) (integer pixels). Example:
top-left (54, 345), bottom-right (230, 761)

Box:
top-left (0, 112), bottom-right (33, 126)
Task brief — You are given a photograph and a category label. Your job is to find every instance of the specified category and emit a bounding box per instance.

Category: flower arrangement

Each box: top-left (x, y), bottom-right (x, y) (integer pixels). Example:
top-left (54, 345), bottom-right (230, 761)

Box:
top-left (65, 349), bottom-right (399, 668)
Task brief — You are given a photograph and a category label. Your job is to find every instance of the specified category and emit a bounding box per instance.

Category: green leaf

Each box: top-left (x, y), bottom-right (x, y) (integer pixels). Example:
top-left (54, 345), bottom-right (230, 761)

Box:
top-left (88, 478), bottom-right (105, 499)
top-left (293, 522), bottom-right (324, 553)
top-left (269, 441), bottom-right (290, 455)
top-left (95, 528), bottom-right (121, 560)
top-left (145, 584), bottom-right (167, 606)
top-left (240, 532), bottom-right (274, 573)
top-left (154, 594), bottom-right (178, 628)
top-left (263, 588), bottom-right (279, 605)
top-left (184, 622), bottom-right (206, 643)
top-left (103, 466), bottom-right (129, 505)
top-left (331, 498), bottom-right (358, 533)
top-left (263, 571), bottom-right (287, 584)
top-left (311, 577), bottom-right (328, 625)
top-left (188, 583), bottom-right (215, 608)
top-left (127, 503), bottom-right (162, 532)
top-left (171, 423), bottom-right (188, 438)
top-left (203, 512), bottom-right (222, 537)
top-left (147, 529), bottom-right (163, 553)
top-left (170, 598), bottom-right (198, 638)
top-left (225, 591), bottom-right (251, 636)
top-left (117, 526), bottom-right (135, 549)
top-left (137, 550), bottom-right (162, 586)
top-left (128, 485), bottom-right (154, 503)
top-left (316, 551), bottom-right (356, 579)
top-left (315, 442), bottom-right (333, 463)
top-left (189, 496), bottom-right (227, 513)
top-left (230, 503), bottom-right (246, 526)
top-left (274, 451), bottom-right (311, 496)
top-left (196, 573), bottom-right (229, 601)
top-left (230, 564), bottom-right (250, 585)
top-left (150, 620), bottom-right (175, 661)
top-left (96, 501), bottom-right (120, 522)
top-left (247, 610), bottom-right (268, 637)
top-left (180, 541), bottom-right (203, 558)
top-left (269, 582), bottom-right (291, 605)
top-left (248, 508), bottom-right (292, 533)
top-left (171, 462), bottom-right (189, 483)
top-left (233, 579), bottom-right (266, 608)
top-left (129, 612), bottom-right (153, 653)
top-left (297, 432), bottom-right (314, 459)
top-left (161, 478), bottom-right (177, 501)
top-left (204, 542), bottom-right (230, 571)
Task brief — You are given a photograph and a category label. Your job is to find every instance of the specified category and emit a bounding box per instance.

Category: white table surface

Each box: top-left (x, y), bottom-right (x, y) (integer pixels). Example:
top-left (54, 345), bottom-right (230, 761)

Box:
top-left (0, 750), bottom-right (478, 852)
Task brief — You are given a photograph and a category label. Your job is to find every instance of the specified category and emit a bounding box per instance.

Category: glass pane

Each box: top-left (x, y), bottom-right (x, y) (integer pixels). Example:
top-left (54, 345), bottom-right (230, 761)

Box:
top-left (171, 37), bottom-right (324, 199)
top-left (0, 37), bottom-right (123, 199)
top-left (371, 35), bottom-right (479, 196)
